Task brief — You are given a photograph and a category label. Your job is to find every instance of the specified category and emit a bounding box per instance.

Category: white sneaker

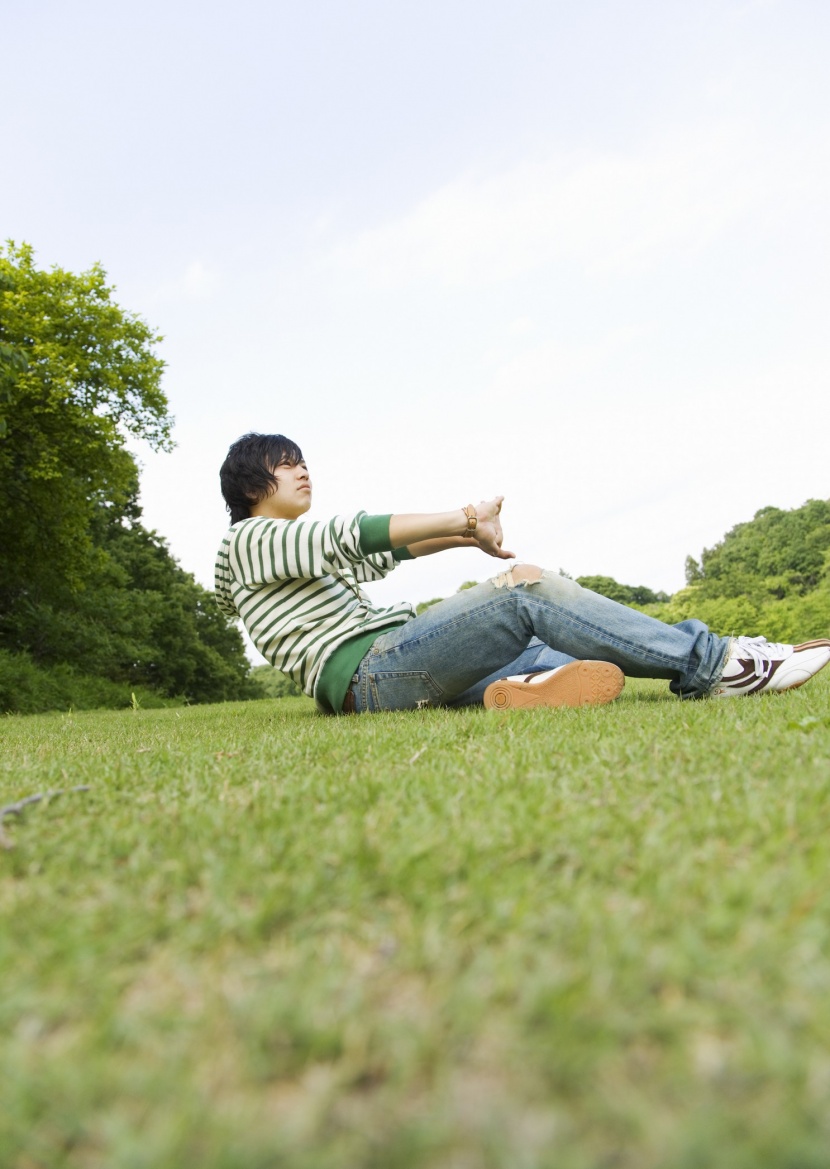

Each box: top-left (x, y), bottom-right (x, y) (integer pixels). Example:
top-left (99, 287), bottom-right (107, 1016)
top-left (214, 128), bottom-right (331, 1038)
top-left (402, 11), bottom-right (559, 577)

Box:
top-left (710, 636), bottom-right (830, 698)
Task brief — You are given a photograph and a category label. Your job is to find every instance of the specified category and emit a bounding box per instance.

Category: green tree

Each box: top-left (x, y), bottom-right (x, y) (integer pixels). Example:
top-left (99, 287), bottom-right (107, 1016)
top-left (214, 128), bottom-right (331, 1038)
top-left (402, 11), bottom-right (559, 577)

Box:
top-left (0, 243), bottom-right (257, 706)
top-left (0, 241), bottom-right (171, 619)
top-left (101, 514), bottom-right (260, 702)
top-left (576, 574), bottom-right (669, 606)
top-left (0, 268), bottom-right (29, 440)
top-left (693, 500), bottom-right (830, 600)
top-left (636, 498), bottom-right (830, 642)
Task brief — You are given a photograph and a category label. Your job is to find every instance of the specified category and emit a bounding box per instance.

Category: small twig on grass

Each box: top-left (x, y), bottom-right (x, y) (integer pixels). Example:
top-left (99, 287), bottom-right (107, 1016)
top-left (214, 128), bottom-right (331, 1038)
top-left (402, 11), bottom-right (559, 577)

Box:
top-left (0, 786), bottom-right (91, 850)
top-left (408, 746), bottom-right (428, 765)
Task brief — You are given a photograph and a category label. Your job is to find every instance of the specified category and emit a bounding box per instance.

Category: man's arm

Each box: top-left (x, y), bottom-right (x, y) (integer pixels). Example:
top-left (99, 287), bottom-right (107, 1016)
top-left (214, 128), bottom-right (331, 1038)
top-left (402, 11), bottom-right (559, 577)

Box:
top-left (404, 536), bottom-right (474, 558)
top-left (389, 498), bottom-right (514, 560)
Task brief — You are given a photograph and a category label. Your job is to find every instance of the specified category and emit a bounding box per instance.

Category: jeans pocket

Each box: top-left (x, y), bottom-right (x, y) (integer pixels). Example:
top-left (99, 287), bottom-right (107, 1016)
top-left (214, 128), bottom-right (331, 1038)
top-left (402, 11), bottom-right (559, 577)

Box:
top-left (368, 670), bottom-right (443, 711)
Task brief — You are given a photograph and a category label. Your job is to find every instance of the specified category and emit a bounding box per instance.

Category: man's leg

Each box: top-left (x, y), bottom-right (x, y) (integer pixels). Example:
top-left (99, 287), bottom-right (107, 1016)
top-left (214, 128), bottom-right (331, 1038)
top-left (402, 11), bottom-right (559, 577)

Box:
top-left (447, 637), bottom-right (575, 707)
top-left (350, 566), bottom-right (731, 712)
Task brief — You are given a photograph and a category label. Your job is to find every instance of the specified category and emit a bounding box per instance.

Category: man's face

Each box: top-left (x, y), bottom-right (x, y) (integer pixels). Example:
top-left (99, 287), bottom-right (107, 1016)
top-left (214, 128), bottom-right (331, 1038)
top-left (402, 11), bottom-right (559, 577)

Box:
top-left (252, 460), bottom-right (313, 520)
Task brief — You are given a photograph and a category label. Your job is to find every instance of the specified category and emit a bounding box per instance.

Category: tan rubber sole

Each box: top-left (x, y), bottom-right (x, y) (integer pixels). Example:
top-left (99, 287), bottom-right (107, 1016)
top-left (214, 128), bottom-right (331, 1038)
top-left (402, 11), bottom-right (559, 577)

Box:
top-left (483, 660), bottom-right (625, 711)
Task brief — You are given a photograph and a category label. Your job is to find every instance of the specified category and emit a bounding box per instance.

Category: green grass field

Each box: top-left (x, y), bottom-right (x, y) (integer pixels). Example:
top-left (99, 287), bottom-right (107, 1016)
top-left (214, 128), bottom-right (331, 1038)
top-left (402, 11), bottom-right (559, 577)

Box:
top-left (3, 676), bottom-right (830, 1168)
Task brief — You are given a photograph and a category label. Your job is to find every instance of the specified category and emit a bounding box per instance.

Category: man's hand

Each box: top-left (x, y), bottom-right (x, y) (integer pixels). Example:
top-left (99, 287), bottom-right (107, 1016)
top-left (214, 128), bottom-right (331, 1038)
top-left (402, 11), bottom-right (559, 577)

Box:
top-left (472, 496), bottom-right (515, 559)
top-left (388, 499), bottom-right (515, 557)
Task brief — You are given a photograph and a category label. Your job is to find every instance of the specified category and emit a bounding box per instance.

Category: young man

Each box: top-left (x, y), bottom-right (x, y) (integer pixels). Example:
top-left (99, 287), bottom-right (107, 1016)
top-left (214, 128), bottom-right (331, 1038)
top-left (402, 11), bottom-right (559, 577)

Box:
top-left (215, 433), bottom-right (830, 715)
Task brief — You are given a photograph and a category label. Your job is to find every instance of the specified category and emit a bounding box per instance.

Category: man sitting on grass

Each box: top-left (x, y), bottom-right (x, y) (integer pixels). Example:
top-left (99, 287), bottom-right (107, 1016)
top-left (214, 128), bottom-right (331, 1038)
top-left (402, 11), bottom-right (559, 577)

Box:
top-left (215, 432), bottom-right (830, 715)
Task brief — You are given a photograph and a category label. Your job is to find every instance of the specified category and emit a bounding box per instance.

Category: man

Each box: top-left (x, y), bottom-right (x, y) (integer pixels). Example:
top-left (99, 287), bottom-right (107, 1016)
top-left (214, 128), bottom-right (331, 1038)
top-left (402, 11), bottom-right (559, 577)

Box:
top-left (215, 433), bottom-right (830, 715)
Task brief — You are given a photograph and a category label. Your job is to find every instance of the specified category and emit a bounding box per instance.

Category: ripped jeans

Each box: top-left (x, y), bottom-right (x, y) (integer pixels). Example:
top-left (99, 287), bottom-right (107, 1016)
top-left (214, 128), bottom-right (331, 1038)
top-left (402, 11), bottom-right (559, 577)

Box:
top-left (345, 566), bottom-right (732, 712)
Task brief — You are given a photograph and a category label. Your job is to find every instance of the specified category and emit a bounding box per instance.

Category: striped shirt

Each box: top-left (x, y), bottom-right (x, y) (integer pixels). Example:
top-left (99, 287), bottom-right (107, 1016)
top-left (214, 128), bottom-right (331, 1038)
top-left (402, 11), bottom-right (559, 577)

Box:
top-left (214, 512), bottom-right (415, 706)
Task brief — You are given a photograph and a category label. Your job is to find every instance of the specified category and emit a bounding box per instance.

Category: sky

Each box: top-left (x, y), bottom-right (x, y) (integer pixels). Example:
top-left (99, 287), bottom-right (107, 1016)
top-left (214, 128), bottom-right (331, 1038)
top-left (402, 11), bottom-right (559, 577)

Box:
top-left (4, 0), bottom-right (829, 649)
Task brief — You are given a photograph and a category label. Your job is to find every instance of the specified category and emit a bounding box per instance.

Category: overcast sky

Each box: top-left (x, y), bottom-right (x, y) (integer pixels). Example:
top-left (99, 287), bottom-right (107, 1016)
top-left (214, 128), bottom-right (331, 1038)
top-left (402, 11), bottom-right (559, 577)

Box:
top-left (4, 0), bottom-right (829, 643)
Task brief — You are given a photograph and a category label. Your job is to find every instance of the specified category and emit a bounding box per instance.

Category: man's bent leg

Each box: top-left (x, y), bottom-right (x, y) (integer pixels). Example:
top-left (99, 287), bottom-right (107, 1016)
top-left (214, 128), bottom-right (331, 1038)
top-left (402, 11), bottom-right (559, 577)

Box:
top-left (512, 570), bottom-right (729, 698)
top-left (351, 567), bottom-right (730, 711)
top-left (447, 637), bottom-right (575, 707)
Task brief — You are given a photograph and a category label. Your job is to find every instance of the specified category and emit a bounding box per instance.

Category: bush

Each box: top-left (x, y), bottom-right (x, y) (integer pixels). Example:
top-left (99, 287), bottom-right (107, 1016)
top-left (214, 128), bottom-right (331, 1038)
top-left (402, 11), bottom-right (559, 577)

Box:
top-left (577, 574), bottom-right (670, 605)
top-left (636, 583), bottom-right (830, 642)
top-left (0, 650), bottom-right (184, 715)
top-left (249, 664), bottom-right (302, 698)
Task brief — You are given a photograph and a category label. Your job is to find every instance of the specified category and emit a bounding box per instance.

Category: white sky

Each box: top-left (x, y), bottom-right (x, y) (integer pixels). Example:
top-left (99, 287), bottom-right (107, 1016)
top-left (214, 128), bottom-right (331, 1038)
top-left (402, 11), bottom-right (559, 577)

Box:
top-left (4, 0), bottom-right (829, 654)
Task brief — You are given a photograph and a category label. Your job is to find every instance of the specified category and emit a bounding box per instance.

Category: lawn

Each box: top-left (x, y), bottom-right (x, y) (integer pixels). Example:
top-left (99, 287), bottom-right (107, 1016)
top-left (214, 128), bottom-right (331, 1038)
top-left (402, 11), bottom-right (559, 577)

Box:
top-left (2, 676), bottom-right (830, 1168)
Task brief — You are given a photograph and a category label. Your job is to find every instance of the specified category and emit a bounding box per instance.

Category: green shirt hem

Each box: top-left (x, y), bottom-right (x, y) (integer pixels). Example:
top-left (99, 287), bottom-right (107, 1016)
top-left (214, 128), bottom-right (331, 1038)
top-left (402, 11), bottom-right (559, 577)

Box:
top-left (316, 625), bottom-right (406, 714)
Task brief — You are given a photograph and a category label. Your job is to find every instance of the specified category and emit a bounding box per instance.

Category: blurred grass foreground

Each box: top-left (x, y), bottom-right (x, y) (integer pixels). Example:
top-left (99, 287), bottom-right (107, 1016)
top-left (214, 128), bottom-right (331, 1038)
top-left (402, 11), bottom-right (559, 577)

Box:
top-left (3, 673), bottom-right (830, 1168)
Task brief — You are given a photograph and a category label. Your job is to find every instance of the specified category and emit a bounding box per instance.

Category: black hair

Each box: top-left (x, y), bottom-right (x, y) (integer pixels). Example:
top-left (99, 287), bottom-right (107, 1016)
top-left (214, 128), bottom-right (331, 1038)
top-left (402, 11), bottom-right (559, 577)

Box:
top-left (219, 432), bottom-right (304, 524)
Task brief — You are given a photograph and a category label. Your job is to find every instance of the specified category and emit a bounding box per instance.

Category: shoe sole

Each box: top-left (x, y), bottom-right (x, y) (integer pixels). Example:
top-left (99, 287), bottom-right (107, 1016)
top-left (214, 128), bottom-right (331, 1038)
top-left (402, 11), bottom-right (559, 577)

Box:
top-left (788, 641), bottom-right (830, 691)
top-left (483, 660), bottom-right (625, 711)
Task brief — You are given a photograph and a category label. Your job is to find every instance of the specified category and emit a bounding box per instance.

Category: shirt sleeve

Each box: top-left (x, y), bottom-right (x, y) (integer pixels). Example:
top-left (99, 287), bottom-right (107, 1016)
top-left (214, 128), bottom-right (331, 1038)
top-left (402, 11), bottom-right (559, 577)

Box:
top-left (228, 512), bottom-right (398, 585)
top-left (352, 550), bottom-right (400, 583)
top-left (227, 512), bottom-right (371, 584)
top-left (358, 513), bottom-right (414, 563)
top-left (358, 513), bottom-right (394, 553)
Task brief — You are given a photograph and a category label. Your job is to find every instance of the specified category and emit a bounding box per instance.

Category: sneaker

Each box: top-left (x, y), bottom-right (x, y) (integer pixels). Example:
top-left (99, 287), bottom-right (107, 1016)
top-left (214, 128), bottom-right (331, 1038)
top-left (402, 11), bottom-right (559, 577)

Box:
top-left (710, 636), bottom-right (830, 698)
top-left (483, 660), bottom-right (625, 710)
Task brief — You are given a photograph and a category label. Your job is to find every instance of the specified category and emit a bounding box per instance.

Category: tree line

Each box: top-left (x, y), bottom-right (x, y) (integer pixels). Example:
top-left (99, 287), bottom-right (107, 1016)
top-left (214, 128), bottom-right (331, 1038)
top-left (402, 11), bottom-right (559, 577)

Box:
top-left (0, 243), bottom-right (259, 713)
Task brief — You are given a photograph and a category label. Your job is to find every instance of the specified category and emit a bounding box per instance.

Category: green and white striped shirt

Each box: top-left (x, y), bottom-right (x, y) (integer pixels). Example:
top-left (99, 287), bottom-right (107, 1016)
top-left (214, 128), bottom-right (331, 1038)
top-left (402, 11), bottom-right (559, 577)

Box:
top-left (214, 512), bottom-right (414, 708)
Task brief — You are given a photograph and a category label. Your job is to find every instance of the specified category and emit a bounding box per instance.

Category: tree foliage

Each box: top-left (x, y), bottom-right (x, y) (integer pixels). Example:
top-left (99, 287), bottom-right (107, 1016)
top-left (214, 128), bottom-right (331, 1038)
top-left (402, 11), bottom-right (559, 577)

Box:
top-left (690, 500), bottom-right (830, 599)
top-left (0, 243), bottom-right (257, 707)
top-left (0, 241), bottom-right (171, 608)
top-left (638, 499), bottom-right (830, 642)
top-left (576, 575), bottom-right (669, 606)
top-left (250, 664), bottom-right (303, 699)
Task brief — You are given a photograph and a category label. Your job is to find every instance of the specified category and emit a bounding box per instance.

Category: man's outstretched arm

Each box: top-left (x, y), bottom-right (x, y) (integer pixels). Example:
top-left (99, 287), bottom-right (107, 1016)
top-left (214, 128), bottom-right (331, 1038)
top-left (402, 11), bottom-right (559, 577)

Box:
top-left (403, 536), bottom-right (478, 558)
top-left (389, 498), bottom-right (514, 560)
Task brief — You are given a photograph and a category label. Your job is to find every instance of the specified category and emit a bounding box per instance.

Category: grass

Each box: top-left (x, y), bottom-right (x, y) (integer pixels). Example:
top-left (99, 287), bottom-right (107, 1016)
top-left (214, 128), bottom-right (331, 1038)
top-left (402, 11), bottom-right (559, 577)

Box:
top-left (2, 675), bottom-right (830, 1168)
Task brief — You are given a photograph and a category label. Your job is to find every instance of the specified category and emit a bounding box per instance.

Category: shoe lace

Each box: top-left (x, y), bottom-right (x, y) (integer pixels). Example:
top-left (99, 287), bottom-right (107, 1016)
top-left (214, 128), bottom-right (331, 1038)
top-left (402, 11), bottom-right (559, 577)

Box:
top-left (732, 635), bottom-right (791, 667)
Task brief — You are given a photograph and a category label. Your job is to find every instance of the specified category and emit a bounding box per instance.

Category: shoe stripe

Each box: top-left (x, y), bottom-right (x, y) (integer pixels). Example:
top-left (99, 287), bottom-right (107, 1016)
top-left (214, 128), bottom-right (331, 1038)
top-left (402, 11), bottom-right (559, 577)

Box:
top-left (728, 661), bottom-right (760, 683)
top-left (741, 658), bottom-right (783, 694)
top-left (723, 657), bottom-right (784, 694)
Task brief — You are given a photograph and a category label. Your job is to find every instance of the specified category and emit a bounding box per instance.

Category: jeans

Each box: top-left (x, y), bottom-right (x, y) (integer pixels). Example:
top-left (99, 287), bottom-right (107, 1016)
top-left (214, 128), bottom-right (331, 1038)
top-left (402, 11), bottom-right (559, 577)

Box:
top-left (345, 567), bottom-right (731, 712)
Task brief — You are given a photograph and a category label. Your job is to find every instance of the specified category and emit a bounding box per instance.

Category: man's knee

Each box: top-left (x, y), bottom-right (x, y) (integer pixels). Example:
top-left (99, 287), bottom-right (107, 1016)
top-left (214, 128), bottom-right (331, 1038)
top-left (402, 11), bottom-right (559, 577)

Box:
top-left (513, 563), bottom-right (543, 585)
top-left (491, 563), bottom-right (543, 589)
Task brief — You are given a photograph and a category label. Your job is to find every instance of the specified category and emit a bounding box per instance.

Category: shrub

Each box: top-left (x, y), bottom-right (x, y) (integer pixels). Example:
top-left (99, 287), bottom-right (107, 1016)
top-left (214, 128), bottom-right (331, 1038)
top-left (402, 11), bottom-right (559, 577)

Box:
top-left (0, 650), bottom-right (183, 715)
top-left (636, 583), bottom-right (830, 642)
top-left (249, 664), bottom-right (302, 698)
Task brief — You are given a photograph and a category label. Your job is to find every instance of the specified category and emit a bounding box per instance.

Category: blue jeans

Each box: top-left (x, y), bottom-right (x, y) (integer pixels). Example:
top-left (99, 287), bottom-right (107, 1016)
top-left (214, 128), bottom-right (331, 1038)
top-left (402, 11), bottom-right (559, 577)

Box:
top-left (345, 567), bottom-right (731, 712)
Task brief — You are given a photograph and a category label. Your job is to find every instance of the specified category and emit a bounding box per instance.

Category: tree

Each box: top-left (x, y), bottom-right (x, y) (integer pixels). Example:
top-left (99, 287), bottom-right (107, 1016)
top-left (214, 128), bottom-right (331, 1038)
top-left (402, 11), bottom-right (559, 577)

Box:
top-left (0, 243), bottom-right (257, 705)
top-left (632, 498), bottom-right (830, 643)
top-left (4, 495), bottom-right (260, 703)
top-left (0, 242), bottom-right (171, 620)
top-left (0, 268), bottom-right (29, 439)
top-left (576, 574), bottom-right (669, 606)
top-left (692, 500), bottom-right (830, 600)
